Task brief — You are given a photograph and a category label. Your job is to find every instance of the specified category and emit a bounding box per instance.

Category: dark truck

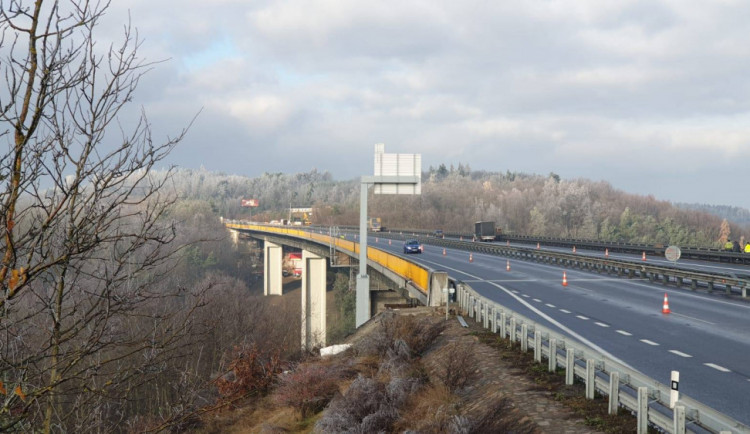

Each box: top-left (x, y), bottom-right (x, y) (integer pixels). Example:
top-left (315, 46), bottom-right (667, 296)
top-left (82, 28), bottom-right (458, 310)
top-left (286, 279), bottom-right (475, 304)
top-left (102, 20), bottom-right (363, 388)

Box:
top-left (474, 221), bottom-right (497, 241)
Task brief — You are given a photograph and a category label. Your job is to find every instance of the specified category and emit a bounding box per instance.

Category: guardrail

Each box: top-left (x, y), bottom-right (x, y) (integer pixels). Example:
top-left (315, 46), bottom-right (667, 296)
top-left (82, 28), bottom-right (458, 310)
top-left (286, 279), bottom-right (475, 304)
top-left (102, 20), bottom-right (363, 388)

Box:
top-left (350, 231), bottom-right (750, 298)
top-left (328, 225), bottom-right (750, 265)
top-left (456, 281), bottom-right (749, 433)
top-left (225, 222), bottom-right (431, 294)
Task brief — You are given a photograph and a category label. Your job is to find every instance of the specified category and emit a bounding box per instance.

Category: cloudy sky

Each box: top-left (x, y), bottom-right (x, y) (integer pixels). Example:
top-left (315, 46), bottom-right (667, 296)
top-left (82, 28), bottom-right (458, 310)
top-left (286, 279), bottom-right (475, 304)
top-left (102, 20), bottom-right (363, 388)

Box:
top-left (103, 1), bottom-right (749, 208)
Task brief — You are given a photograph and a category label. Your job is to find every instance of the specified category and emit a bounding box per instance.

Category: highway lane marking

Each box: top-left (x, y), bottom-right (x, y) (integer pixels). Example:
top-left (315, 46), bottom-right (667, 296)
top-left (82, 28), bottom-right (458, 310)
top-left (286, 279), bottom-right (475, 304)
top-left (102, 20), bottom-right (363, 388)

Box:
top-left (416, 257), bottom-right (635, 369)
top-left (640, 339), bottom-right (659, 346)
top-left (616, 330), bottom-right (632, 336)
top-left (595, 322), bottom-right (610, 328)
top-left (560, 309), bottom-right (571, 313)
top-left (546, 303), bottom-right (556, 308)
top-left (533, 298), bottom-right (542, 302)
top-left (576, 315), bottom-right (589, 320)
top-left (704, 363), bottom-right (731, 372)
top-left (671, 312), bottom-right (716, 325)
top-left (669, 350), bottom-right (692, 358)
top-left (522, 294), bottom-right (530, 298)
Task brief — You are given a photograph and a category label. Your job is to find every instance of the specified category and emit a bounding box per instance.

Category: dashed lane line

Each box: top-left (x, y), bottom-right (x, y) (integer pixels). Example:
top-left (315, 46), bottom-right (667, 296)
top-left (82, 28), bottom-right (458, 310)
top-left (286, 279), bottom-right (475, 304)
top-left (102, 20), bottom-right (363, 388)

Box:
top-left (576, 315), bottom-right (589, 320)
top-left (704, 363), bottom-right (731, 372)
top-left (595, 322), bottom-right (610, 328)
top-left (669, 350), bottom-right (692, 358)
top-left (640, 339), bottom-right (659, 346)
top-left (546, 303), bottom-right (556, 308)
top-left (533, 298), bottom-right (542, 302)
top-left (616, 330), bottom-right (632, 336)
top-left (415, 257), bottom-right (633, 369)
top-left (560, 309), bottom-right (571, 314)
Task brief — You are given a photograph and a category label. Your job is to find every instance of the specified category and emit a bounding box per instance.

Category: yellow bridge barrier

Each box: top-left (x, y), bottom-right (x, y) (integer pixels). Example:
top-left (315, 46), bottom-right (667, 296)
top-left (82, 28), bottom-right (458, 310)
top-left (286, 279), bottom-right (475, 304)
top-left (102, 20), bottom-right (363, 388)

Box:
top-left (226, 223), bottom-right (429, 293)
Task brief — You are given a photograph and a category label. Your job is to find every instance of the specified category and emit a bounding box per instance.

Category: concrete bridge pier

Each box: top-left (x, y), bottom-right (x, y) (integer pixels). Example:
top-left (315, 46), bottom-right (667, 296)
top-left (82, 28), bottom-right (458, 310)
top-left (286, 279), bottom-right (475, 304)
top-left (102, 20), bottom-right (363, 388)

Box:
top-left (263, 240), bottom-right (283, 296)
top-left (301, 250), bottom-right (327, 350)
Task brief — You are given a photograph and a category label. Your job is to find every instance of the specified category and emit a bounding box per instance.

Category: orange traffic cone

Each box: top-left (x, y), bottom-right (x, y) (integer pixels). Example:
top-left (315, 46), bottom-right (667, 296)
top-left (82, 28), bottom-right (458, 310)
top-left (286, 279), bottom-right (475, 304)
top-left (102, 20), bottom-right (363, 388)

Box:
top-left (388, 239), bottom-right (391, 245)
top-left (506, 260), bottom-right (510, 271)
top-left (573, 246), bottom-right (577, 253)
top-left (605, 248), bottom-right (609, 257)
top-left (442, 248), bottom-right (446, 256)
top-left (469, 253), bottom-right (473, 263)
top-left (375, 237), bottom-right (379, 243)
top-left (642, 251), bottom-right (647, 261)
top-left (562, 271), bottom-right (568, 287)
top-left (506, 240), bottom-right (510, 246)
top-left (537, 242), bottom-right (540, 249)
top-left (662, 293), bottom-right (671, 314)
top-left (460, 236), bottom-right (463, 241)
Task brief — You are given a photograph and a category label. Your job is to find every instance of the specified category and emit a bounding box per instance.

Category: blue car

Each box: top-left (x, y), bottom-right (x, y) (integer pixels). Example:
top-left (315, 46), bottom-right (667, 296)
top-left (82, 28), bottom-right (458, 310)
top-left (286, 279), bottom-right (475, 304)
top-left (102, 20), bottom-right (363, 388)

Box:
top-left (403, 239), bottom-right (422, 254)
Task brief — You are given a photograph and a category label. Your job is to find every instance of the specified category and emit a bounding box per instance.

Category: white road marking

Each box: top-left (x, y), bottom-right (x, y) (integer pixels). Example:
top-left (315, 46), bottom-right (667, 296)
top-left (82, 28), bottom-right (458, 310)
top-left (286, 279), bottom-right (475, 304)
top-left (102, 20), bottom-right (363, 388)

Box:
top-left (512, 290), bottom-right (519, 294)
top-left (416, 257), bottom-right (634, 369)
top-left (704, 363), bottom-right (731, 372)
top-left (560, 309), bottom-right (571, 314)
top-left (616, 330), bottom-right (632, 336)
top-left (576, 315), bottom-right (589, 320)
top-left (522, 294), bottom-right (530, 298)
top-left (533, 298), bottom-right (542, 302)
top-left (669, 350), bottom-right (692, 358)
top-left (640, 339), bottom-right (659, 346)
top-left (546, 303), bottom-right (556, 308)
top-left (672, 312), bottom-right (716, 325)
top-left (595, 322), bottom-right (610, 328)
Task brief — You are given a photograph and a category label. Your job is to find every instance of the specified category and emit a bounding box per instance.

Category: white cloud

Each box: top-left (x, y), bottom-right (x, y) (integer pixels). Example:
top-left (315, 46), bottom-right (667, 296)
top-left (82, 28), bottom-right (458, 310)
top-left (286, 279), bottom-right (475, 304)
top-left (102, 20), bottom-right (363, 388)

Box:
top-left (69, 0), bottom-right (750, 209)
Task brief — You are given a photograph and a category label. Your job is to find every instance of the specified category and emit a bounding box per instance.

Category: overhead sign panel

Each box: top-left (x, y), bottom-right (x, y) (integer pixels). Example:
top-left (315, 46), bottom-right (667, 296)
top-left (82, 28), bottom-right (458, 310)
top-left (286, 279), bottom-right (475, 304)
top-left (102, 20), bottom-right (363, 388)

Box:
top-left (373, 143), bottom-right (421, 195)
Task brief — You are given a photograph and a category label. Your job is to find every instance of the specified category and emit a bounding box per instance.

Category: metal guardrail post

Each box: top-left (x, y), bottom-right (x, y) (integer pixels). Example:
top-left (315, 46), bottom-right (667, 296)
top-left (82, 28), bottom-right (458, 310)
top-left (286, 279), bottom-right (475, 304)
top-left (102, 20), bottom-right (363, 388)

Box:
top-left (638, 387), bottom-right (649, 434)
top-left (534, 331), bottom-right (542, 362)
top-left (565, 348), bottom-right (574, 385)
top-left (475, 301), bottom-right (481, 323)
top-left (509, 317), bottom-right (516, 344)
top-left (608, 372), bottom-right (619, 414)
top-left (586, 359), bottom-right (595, 399)
top-left (491, 307), bottom-right (497, 333)
top-left (521, 324), bottom-right (528, 351)
top-left (500, 312), bottom-right (507, 339)
top-left (548, 338), bottom-right (557, 372)
top-left (483, 303), bottom-right (489, 328)
top-left (673, 404), bottom-right (686, 434)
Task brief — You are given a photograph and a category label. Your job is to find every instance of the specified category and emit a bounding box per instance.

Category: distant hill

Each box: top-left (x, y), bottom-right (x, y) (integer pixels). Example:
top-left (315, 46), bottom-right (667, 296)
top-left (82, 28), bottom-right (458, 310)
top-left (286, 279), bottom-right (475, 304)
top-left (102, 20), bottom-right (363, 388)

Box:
top-left (675, 203), bottom-right (750, 225)
top-left (161, 166), bottom-right (750, 248)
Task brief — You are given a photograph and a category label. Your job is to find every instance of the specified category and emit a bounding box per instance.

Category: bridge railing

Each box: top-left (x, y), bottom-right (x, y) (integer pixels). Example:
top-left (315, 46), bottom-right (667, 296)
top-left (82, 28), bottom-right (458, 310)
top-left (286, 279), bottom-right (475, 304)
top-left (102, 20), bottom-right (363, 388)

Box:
top-left (457, 282), bottom-right (748, 434)
top-left (226, 222), bottom-right (430, 294)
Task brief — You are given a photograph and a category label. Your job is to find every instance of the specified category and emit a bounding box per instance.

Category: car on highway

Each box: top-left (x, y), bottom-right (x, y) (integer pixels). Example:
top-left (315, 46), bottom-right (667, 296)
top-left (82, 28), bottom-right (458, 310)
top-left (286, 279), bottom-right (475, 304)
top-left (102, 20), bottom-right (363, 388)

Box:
top-left (433, 229), bottom-right (444, 238)
top-left (403, 239), bottom-right (423, 254)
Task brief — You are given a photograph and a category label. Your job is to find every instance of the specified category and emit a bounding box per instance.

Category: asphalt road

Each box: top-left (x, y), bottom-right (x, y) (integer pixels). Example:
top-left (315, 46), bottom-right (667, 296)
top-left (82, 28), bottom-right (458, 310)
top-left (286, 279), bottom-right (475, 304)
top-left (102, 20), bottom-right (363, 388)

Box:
top-left (369, 236), bottom-right (750, 426)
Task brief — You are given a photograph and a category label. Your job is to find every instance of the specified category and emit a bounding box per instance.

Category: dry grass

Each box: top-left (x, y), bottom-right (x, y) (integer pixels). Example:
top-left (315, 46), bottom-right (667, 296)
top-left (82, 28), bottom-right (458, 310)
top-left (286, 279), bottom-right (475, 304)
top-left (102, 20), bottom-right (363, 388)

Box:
top-left (472, 329), bottom-right (640, 433)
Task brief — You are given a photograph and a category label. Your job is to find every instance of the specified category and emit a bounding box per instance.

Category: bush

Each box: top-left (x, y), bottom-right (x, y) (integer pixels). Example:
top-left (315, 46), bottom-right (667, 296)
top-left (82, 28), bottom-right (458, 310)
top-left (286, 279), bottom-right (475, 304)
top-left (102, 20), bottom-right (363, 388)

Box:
top-left (214, 344), bottom-right (282, 403)
top-left (355, 312), bottom-right (445, 358)
top-left (439, 341), bottom-right (479, 392)
top-left (273, 362), bottom-right (344, 418)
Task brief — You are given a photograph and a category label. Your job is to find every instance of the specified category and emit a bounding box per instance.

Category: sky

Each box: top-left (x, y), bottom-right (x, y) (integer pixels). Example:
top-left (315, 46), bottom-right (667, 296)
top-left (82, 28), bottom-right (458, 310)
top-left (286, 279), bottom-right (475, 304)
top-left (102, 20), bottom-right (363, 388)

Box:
top-left (98, 0), bottom-right (750, 209)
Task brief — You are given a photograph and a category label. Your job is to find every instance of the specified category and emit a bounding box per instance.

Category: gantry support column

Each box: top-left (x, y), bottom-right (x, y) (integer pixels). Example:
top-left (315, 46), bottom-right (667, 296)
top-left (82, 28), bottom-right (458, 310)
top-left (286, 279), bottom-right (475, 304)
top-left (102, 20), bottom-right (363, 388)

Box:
top-left (301, 250), bottom-right (327, 350)
top-left (263, 241), bottom-right (283, 296)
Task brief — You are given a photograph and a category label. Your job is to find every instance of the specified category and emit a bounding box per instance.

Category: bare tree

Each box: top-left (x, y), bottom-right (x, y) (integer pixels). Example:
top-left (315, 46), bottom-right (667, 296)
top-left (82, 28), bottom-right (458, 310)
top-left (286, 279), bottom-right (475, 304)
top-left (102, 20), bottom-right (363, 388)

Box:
top-left (0, 1), bottom-right (198, 431)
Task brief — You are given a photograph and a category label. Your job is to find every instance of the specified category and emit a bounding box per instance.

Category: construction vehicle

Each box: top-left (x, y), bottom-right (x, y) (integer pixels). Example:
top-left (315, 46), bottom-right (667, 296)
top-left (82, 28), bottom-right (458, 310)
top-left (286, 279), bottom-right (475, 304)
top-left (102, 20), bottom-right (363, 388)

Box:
top-left (368, 217), bottom-right (383, 232)
top-left (474, 221), bottom-right (497, 241)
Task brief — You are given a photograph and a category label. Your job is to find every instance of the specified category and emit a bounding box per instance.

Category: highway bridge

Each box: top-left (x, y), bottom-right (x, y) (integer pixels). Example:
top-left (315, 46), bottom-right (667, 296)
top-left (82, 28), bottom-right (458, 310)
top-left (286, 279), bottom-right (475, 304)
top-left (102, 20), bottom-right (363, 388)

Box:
top-left (226, 222), bottom-right (750, 434)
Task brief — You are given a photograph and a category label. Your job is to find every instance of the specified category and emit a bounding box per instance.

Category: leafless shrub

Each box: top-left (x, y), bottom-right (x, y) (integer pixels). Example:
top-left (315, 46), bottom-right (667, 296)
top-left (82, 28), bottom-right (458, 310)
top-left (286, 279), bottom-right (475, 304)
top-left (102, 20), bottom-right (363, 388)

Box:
top-left (354, 312), bottom-right (445, 358)
top-left (273, 362), bottom-right (344, 418)
top-left (440, 341), bottom-right (480, 392)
